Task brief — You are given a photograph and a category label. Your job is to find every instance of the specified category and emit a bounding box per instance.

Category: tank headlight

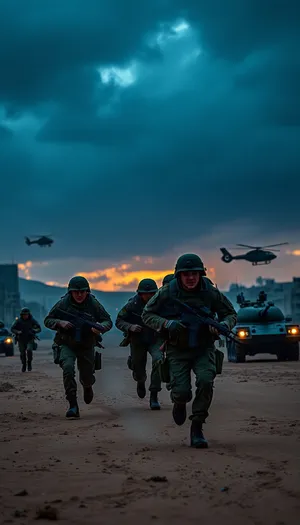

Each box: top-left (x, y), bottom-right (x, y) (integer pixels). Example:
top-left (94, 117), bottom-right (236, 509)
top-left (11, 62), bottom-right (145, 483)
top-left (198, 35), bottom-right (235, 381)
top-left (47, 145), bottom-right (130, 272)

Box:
top-left (237, 329), bottom-right (249, 338)
top-left (4, 337), bottom-right (12, 344)
top-left (287, 326), bottom-right (299, 335)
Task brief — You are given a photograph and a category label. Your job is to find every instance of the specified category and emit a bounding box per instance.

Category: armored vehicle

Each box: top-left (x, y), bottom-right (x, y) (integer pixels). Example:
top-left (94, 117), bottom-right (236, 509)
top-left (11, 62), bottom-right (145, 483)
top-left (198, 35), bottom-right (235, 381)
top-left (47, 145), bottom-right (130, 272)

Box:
top-left (0, 326), bottom-right (14, 356)
top-left (227, 291), bottom-right (300, 362)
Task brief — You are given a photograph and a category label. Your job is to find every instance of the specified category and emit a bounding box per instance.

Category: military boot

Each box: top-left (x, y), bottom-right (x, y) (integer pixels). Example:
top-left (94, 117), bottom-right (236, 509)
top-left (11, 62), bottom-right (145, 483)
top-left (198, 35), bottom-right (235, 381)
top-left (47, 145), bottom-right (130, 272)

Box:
top-left (137, 381), bottom-right (146, 399)
top-left (27, 362), bottom-right (32, 372)
top-left (83, 386), bottom-right (94, 404)
top-left (66, 399), bottom-right (80, 419)
top-left (190, 421), bottom-right (208, 448)
top-left (172, 402), bottom-right (187, 426)
top-left (21, 361), bottom-right (26, 373)
top-left (149, 392), bottom-right (160, 410)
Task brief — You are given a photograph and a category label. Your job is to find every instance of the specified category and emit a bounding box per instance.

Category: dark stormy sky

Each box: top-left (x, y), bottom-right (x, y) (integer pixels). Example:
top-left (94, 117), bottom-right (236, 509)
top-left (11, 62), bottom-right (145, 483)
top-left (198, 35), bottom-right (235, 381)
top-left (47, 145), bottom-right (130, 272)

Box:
top-left (1, 1), bottom-right (299, 290)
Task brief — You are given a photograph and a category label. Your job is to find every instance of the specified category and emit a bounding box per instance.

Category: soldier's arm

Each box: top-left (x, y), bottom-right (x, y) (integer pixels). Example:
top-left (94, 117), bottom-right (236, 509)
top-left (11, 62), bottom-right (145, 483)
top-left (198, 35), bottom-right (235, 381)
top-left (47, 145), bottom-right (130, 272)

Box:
top-left (94, 302), bottom-right (113, 333)
top-left (32, 319), bottom-right (42, 333)
top-left (115, 302), bottom-right (135, 332)
top-left (212, 290), bottom-right (237, 330)
top-left (141, 289), bottom-right (168, 332)
top-left (44, 301), bottom-right (64, 331)
top-left (10, 320), bottom-right (20, 334)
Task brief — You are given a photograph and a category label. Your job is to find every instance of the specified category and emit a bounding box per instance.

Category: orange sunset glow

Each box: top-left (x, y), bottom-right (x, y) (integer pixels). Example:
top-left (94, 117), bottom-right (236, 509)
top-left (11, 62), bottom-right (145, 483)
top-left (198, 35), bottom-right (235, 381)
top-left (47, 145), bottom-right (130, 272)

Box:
top-left (18, 259), bottom-right (217, 291)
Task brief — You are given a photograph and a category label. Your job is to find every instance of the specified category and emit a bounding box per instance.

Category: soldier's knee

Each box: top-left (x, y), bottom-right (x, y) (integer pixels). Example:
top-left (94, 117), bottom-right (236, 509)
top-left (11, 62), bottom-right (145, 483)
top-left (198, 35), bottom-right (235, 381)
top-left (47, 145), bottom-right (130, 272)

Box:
top-left (172, 389), bottom-right (192, 404)
top-left (62, 360), bottom-right (75, 377)
top-left (195, 375), bottom-right (214, 389)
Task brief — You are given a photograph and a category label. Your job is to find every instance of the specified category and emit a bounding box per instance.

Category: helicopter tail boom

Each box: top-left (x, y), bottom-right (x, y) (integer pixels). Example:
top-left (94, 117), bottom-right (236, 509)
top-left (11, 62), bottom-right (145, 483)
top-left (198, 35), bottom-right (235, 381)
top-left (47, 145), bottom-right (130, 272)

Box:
top-left (220, 247), bottom-right (234, 263)
top-left (25, 237), bottom-right (33, 245)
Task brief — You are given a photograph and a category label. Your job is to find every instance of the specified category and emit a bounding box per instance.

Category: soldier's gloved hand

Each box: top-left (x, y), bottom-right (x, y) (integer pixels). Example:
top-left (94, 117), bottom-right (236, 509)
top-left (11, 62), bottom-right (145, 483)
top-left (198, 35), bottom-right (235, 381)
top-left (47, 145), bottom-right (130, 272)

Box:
top-left (57, 320), bottom-right (73, 330)
top-left (209, 322), bottom-right (228, 337)
top-left (209, 326), bottom-right (219, 336)
top-left (164, 320), bottom-right (185, 337)
top-left (129, 324), bottom-right (142, 333)
top-left (91, 324), bottom-right (105, 336)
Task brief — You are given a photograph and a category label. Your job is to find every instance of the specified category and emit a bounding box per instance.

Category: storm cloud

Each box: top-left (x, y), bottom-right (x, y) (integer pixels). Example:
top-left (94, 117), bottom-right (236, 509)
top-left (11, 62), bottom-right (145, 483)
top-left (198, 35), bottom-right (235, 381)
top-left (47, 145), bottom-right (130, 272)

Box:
top-left (0, 0), bottom-right (299, 266)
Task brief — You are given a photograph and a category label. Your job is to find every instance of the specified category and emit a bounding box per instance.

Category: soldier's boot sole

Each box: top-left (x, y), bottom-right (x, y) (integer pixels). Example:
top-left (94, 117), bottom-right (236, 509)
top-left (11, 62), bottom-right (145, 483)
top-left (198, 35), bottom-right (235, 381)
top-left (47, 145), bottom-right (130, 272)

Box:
top-left (137, 382), bottom-right (146, 399)
top-left (83, 386), bottom-right (94, 405)
top-left (172, 403), bottom-right (187, 426)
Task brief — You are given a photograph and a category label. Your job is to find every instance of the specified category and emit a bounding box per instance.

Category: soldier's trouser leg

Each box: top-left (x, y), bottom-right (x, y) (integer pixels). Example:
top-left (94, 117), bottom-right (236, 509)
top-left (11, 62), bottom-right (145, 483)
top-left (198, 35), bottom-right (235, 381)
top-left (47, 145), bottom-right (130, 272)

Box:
top-left (77, 349), bottom-right (96, 388)
top-left (190, 349), bottom-right (216, 424)
top-left (59, 345), bottom-right (77, 403)
top-left (148, 343), bottom-right (162, 393)
top-left (167, 356), bottom-right (192, 424)
top-left (130, 343), bottom-right (147, 383)
top-left (168, 356), bottom-right (193, 404)
top-left (26, 342), bottom-right (34, 368)
top-left (19, 343), bottom-right (27, 369)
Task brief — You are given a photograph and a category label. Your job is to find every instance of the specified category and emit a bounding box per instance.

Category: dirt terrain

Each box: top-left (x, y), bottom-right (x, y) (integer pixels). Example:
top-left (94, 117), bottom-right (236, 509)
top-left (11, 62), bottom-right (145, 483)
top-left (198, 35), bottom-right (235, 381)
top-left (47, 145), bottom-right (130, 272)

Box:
top-left (0, 336), bottom-right (299, 524)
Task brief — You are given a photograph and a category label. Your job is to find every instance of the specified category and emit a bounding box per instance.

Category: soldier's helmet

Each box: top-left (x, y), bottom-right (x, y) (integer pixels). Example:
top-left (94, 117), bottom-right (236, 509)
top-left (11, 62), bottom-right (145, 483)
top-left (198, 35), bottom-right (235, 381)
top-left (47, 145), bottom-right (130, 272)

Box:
top-left (162, 274), bottom-right (174, 286)
top-left (0, 320), bottom-right (4, 328)
top-left (20, 307), bottom-right (30, 315)
top-left (136, 278), bottom-right (158, 293)
top-left (68, 276), bottom-right (91, 293)
top-left (174, 254), bottom-right (206, 276)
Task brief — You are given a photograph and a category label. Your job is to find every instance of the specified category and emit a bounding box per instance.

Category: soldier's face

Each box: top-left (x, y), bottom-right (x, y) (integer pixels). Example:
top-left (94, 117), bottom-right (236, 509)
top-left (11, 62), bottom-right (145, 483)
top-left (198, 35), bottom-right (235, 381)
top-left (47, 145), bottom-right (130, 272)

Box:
top-left (180, 271), bottom-right (200, 290)
top-left (71, 290), bottom-right (88, 303)
top-left (22, 314), bottom-right (29, 320)
top-left (140, 292), bottom-right (155, 303)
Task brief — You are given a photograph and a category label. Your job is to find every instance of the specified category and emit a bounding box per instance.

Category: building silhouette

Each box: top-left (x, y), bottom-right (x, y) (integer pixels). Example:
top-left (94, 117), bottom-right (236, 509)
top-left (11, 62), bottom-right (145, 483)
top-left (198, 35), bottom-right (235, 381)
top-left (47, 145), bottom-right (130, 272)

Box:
top-left (0, 264), bottom-right (21, 326)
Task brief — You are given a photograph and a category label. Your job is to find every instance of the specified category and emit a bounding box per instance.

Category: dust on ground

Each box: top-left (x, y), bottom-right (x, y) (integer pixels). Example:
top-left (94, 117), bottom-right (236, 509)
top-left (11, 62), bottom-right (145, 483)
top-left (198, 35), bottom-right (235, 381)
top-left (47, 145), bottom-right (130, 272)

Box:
top-left (0, 340), bottom-right (299, 524)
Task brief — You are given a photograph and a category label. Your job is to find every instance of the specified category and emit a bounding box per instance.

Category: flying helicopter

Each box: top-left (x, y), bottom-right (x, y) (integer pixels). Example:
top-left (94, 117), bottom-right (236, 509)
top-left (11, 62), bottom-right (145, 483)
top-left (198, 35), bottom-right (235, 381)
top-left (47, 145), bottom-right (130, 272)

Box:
top-left (25, 235), bottom-right (54, 247)
top-left (220, 243), bottom-right (288, 266)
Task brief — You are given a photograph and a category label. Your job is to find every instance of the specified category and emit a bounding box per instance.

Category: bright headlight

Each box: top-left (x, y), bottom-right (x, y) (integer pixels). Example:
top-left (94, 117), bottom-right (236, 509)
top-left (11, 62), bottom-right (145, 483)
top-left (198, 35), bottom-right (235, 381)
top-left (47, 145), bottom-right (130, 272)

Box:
top-left (237, 329), bottom-right (249, 338)
top-left (4, 338), bottom-right (12, 344)
top-left (287, 326), bottom-right (299, 335)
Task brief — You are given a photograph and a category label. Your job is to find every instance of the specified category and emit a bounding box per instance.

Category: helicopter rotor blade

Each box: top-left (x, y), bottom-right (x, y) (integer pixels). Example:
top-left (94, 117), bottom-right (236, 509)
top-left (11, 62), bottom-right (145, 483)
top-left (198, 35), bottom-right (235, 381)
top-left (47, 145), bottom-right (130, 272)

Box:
top-left (260, 243), bottom-right (289, 248)
top-left (29, 234), bottom-right (53, 238)
top-left (236, 244), bottom-right (261, 249)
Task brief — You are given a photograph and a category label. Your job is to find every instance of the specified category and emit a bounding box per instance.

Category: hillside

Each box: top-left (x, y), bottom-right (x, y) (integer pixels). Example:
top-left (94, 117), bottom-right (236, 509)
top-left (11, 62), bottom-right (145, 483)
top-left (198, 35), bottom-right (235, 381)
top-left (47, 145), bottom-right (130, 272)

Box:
top-left (19, 278), bottom-right (134, 316)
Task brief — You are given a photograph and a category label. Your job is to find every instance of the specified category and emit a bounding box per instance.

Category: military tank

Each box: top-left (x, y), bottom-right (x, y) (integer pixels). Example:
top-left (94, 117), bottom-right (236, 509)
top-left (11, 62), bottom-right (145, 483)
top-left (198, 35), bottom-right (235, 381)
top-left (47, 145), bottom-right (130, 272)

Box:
top-left (226, 291), bottom-right (300, 362)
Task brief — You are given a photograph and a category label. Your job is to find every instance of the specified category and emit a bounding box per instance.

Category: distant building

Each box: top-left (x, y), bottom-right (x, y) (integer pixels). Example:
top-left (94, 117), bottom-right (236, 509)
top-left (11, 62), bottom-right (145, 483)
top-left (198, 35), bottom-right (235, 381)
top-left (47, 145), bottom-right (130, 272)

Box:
top-left (0, 264), bottom-right (21, 326)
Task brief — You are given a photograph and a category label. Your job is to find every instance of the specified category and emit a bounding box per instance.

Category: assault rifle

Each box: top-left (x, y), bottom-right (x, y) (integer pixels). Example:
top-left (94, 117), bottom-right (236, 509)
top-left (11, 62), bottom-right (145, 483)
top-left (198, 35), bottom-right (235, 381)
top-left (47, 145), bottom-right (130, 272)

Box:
top-left (55, 308), bottom-right (104, 348)
top-left (170, 298), bottom-right (238, 348)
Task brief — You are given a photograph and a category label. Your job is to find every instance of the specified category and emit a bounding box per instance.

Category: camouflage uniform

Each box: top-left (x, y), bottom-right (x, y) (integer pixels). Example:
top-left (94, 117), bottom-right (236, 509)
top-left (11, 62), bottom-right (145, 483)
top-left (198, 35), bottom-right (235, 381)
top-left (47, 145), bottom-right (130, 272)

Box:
top-left (11, 308), bottom-right (41, 372)
top-left (142, 254), bottom-right (236, 448)
top-left (44, 276), bottom-right (112, 418)
top-left (115, 278), bottom-right (161, 410)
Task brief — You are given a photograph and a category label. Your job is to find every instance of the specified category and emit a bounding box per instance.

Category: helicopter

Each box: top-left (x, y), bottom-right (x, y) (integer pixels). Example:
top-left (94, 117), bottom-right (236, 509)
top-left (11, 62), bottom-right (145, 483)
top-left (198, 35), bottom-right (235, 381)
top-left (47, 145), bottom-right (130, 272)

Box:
top-left (25, 235), bottom-right (54, 247)
top-left (220, 243), bottom-right (288, 266)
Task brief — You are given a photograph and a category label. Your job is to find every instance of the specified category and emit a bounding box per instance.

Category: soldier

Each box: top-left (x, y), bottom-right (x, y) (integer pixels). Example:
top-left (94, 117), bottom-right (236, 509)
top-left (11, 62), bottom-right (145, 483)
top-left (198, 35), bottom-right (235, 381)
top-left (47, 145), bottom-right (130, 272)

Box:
top-left (162, 274), bottom-right (175, 287)
top-left (44, 276), bottom-right (112, 419)
top-left (142, 254), bottom-right (237, 448)
top-left (11, 308), bottom-right (41, 372)
top-left (115, 278), bottom-right (162, 410)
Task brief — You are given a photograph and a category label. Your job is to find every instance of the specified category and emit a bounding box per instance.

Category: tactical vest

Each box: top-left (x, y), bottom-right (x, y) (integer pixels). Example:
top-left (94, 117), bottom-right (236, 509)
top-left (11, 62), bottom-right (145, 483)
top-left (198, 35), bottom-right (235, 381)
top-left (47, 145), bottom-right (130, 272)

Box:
top-left (163, 277), bottom-right (216, 318)
top-left (125, 294), bottom-right (156, 345)
top-left (14, 317), bottom-right (39, 343)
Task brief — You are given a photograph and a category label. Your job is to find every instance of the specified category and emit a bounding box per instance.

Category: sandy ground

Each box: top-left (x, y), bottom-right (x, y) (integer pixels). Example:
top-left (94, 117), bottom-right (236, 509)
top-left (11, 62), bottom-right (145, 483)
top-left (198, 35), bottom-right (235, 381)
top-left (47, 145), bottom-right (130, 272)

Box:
top-left (0, 335), bottom-right (300, 525)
